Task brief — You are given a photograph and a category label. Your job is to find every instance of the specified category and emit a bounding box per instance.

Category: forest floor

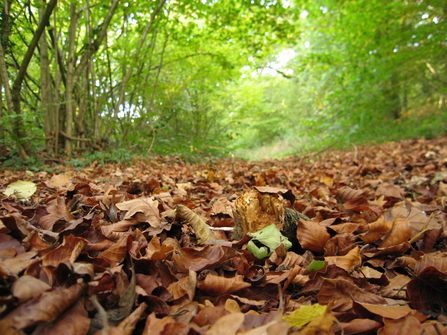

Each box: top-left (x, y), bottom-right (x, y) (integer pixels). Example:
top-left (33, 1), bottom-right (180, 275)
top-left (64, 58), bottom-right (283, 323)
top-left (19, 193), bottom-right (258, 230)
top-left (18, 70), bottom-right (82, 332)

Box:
top-left (1, 137), bottom-right (447, 335)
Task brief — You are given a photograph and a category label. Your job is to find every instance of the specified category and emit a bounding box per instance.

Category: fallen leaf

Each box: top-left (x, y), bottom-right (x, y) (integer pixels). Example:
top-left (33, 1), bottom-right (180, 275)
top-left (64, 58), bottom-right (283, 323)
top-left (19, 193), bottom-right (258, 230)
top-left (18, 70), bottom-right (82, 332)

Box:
top-left (4, 181), bottom-right (37, 200)
top-left (197, 273), bottom-right (251, 295)
top-left (116, 197), bottom-right (161, 227)
top-left (317, 277), bottom-right (387, 312)
top-left (282, 303), bottom-right (327, 328)
top-left (297, 219), bottom-right (330, 253)
top-left (11, 275), bottom-right (51, 303)
top-left (1, 283), bottom-right (86, 330)
top-left (377, 315), bottom-right (422, 335)
top-left (205, 312), bottom-right (245, 335)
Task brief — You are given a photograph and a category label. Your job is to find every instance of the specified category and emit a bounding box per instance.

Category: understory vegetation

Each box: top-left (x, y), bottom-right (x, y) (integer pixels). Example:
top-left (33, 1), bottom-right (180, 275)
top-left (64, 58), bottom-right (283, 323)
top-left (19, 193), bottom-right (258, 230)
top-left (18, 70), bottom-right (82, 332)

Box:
top-left (0, 0), bottom-right (446, 167)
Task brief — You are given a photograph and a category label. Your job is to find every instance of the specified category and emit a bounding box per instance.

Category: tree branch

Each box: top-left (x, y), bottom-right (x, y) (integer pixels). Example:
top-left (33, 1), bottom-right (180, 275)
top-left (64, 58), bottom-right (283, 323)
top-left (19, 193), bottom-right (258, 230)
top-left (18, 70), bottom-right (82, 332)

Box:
top-left (74, 0), bottom-right (120, 82)
top-left (12, 0), bottom-right (57, 93)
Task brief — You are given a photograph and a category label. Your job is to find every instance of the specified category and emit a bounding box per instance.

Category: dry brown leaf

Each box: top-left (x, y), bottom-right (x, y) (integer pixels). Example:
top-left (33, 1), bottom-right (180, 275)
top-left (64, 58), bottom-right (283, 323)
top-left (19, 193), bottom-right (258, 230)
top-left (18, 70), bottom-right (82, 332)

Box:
top-left (237, 317), bottom-right (290, 335)
top-left (343, 197), bottom-right (382, 216)
top-left (414, 252), bottom-right (447, 275)
top-left (1, 283), bottom-right (86, 330)
top-left (317, 277), bottom-right (387, 312)
top-left (36, 298), bottom-right (90, 335)
top-left (38, 197), bottom-right (74, 230)
top-left (100, 234), bottom-right (131, 265)
top-left (334, 318), bottom-right (382, 335)
top-left (1, 251), bottom-right (37, 275)
top-left (324, 246), bottom-right (361, 272)
top-left (360, 217), bottom-right (393, 244)
top-left (354, 302), bottom-right (413, 320)
top-left (334, 187), bottom-right (364, 202)
top-left (100, 218), bottom-right (140, 238)
top-left (297, 219), bottom-right (330, 253)
top-left (48, 174), bottom-right (71, 189)
top-left (11, 275), bottom-right (51, 303)
top-left (380, 217), bottom-right (412, 248)
top-left (116, 197), bottom-right (161, 227)
top-left (166, 269), bottom-right (196, 301)
top-left (407, 266), bottom-right (447, 311)
top-left (115, 302), bottom-right (148, 335)
top-left (42, 235), bottom-right (87, 266)
top-left (205, 312), bottom-right (245, 335)
top-left (378, 275), bottom-right (411, 299)
top-left (377, 315), bottom-right (422, 335)
top-left (197, 273), bottom-right (251, 295)
top-left (143, 313), bottom-right (187, 335)
top-left (376, 183), bottom-right (405, 199)
top-left (225, 299), bottom-right (242, 313)
top-left (172, 244), bottom-right (239, 272)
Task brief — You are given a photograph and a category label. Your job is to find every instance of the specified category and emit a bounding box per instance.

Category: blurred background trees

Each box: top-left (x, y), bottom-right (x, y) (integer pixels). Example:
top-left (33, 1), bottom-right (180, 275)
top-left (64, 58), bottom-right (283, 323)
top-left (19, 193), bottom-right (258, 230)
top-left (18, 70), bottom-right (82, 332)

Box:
top-left (0, 0), bottom-right (446, 165)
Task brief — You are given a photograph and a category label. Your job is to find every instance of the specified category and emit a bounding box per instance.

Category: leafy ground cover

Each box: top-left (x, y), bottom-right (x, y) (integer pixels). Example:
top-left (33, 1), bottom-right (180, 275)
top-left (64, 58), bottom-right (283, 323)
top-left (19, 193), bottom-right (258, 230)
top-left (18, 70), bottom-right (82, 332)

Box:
top-left (1, 137), bottom-right (447, 334)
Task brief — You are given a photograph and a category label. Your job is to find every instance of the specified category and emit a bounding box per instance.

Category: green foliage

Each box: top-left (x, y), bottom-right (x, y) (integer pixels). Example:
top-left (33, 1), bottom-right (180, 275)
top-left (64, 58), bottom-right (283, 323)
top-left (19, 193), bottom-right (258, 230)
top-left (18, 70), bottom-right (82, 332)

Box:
top-left (65, 148), bottom-right (137, 168)
top-left (1, 153), bottom-right (48, 171)
top-left (1, 0), bottom-right (446, 161)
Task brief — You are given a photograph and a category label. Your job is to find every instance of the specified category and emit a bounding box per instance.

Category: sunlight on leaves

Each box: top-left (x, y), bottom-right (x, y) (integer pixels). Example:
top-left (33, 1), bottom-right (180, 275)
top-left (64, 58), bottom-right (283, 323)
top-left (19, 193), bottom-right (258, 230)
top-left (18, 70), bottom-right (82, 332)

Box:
top-left (282, 303), bottom-right (327, 328)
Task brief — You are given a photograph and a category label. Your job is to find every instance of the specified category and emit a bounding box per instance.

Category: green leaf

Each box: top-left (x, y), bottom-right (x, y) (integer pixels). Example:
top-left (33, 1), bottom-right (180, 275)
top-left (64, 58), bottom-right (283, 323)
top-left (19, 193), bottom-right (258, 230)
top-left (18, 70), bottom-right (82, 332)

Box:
top-left (247, 241), bottom-right (271, 259)
top-left (4, 181), bottom-right (37, 200)
top-left (247, 224), bottom-right (292, 259)
top-left (283, 304), bottom-right (327, 328)
top-left (307, 260), bottom-right (326, 272)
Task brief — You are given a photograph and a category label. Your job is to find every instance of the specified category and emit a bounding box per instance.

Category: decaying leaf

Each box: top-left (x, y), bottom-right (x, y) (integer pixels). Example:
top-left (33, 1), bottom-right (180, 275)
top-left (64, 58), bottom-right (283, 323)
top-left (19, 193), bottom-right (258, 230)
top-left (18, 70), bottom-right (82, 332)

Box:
top-left (116, 197), bottom-right (161, 227)
top-left (1, 283), bottom-right (86, 330)
top-left (1, 137), bottom-right (447, 333)
top-left (176, 204), bottom-right (216, 243)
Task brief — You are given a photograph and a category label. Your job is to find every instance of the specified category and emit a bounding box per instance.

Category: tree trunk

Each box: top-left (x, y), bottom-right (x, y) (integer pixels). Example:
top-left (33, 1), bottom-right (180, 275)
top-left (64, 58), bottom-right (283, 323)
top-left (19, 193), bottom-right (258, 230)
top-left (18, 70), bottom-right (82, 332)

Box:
top-left (0, 42), bottom-right (29, 159)
top-left (73, 0), bottom-right (120, 83)
top-left (0, 59), bottom-right (4, 146)
top-left (104, 0), bottom-right (167, 139)
top-left (6, 0), bottom-right (57, 159)
top-left (63, 0), bottom-right (120, 154)
top-left (64, 2), bottom-right (77, 155)
top-left (52, 8), bottom-right (61, 155)
top-left (39, 7), bottom-right (55, 153)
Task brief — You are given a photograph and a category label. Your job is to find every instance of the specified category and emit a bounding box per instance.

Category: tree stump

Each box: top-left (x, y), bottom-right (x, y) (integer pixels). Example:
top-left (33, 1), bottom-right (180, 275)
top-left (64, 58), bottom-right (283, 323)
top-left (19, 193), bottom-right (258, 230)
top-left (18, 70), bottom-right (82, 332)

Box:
top-left (232, 186), bottom-right (303, 243)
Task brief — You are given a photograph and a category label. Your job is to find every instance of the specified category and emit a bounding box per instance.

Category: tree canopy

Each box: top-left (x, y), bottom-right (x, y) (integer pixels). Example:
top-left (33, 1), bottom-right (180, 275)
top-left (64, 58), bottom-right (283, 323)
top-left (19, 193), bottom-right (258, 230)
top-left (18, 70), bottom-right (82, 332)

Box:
top-left (0, 0), bottom-right (446, 165)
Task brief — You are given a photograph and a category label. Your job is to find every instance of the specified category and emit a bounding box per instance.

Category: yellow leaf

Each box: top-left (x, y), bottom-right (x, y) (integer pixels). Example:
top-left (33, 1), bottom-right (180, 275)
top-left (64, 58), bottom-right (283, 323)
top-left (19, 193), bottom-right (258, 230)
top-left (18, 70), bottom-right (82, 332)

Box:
top-left (282, 303), bottom-right (327, 328)
top-left (4, 181), bottom-right (37, 200)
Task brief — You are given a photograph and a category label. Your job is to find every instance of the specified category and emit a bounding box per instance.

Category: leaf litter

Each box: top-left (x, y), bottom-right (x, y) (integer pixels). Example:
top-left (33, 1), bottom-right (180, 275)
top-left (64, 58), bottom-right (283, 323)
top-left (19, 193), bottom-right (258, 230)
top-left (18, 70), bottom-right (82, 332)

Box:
top-left (1, 137), bottom-right (447, 334)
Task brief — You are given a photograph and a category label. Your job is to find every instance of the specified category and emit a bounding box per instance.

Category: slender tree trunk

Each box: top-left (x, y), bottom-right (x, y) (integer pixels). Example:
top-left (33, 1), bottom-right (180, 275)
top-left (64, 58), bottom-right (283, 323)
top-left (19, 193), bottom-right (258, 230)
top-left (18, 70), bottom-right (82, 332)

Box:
top-left (0, 60), bottom-right (4, 146)
top-left (73, 0), bottom-right (120, 83)
top-left (6, 0), bottom-right (57, 159)
top-left (64, 2), bottom-right (77, 155)
top-left (52, 8), bottom-right (61, 155)
top-left (77, 71), bottom-right (87, 149)
top-left (104, 0), bottom-right (167, 139)
top-left (39, 7), bottom-right (55, 152)
top-left (0, 41), bottom-right (29, 159)
top-left (85, 0), bottom-right (99, 146)
top-left (62, 0), bottom-right (120, 154)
